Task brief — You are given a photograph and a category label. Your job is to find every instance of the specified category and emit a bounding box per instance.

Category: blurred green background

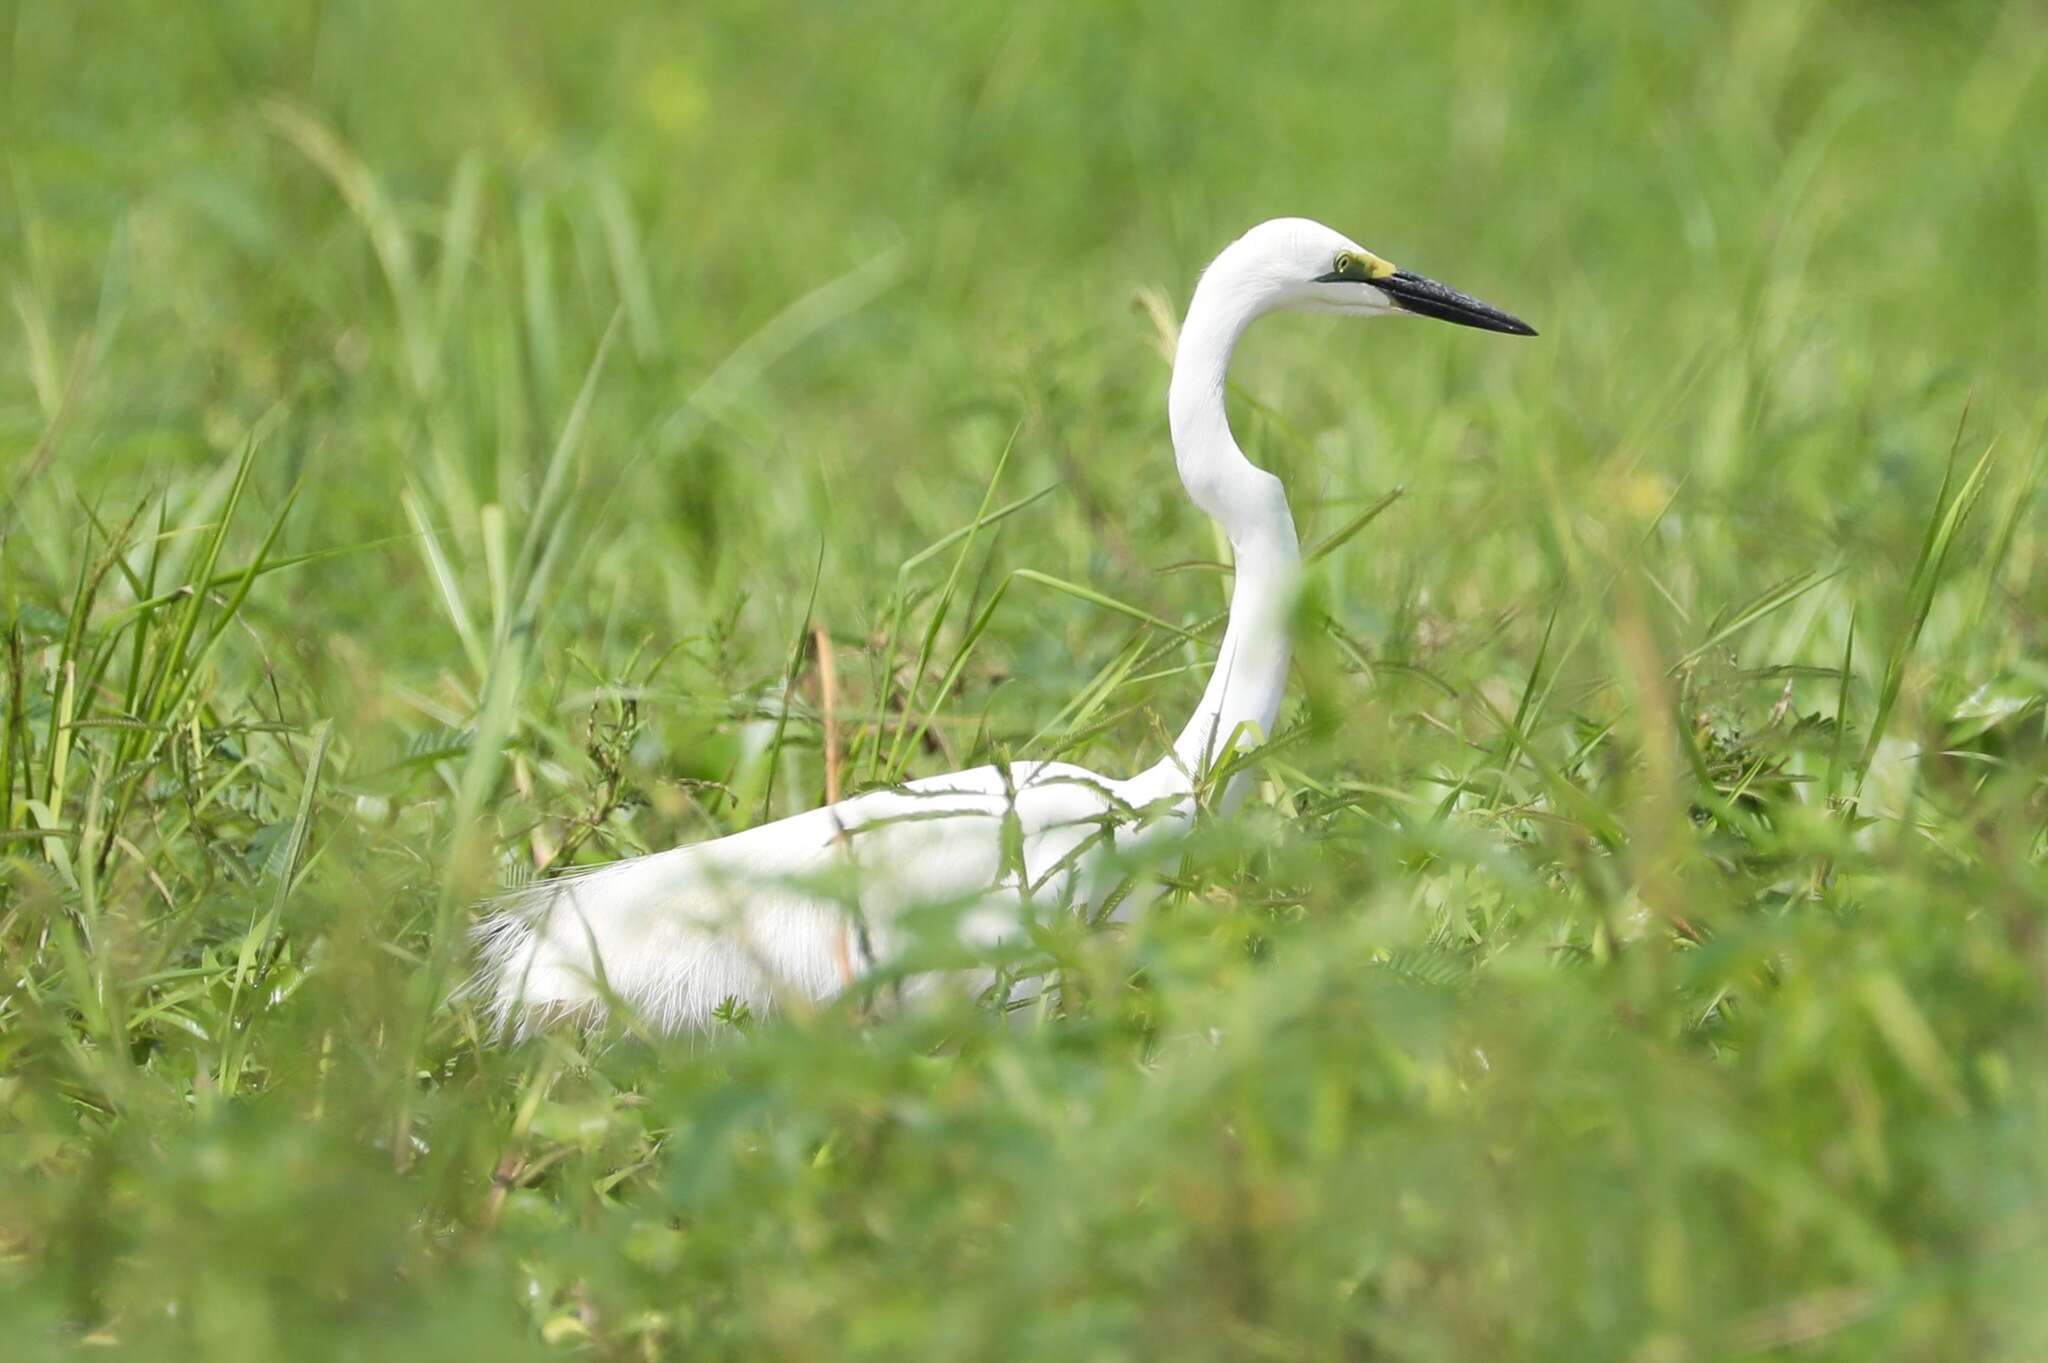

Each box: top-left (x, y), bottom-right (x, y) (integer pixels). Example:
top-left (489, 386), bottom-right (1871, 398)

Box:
top-left (3, 1), bottom-right (2046, 1359)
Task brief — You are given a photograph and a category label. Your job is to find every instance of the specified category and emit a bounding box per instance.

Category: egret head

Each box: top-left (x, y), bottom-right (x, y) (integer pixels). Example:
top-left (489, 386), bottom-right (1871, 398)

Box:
top-left (1220, 217), bottom-right (1536, 336)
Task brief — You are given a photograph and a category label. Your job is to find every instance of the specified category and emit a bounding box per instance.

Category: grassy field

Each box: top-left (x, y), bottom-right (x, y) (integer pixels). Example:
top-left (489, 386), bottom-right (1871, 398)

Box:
top-left (4, 0), bottom-right (2047, 1357)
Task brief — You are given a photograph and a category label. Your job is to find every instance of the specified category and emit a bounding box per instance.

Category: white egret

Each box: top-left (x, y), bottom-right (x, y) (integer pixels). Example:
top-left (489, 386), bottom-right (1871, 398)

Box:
top-left (475, 217), bottom-right (1534, 1033)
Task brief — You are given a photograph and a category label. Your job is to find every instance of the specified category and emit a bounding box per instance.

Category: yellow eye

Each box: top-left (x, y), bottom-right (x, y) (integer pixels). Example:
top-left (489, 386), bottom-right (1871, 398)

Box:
top-left (1334, 252), bottom-right (1356, 277)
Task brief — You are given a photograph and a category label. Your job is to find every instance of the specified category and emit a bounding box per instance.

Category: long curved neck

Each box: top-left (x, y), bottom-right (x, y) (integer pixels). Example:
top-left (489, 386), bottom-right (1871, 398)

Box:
top-left (1161, 256), bottom-right (1301, 805)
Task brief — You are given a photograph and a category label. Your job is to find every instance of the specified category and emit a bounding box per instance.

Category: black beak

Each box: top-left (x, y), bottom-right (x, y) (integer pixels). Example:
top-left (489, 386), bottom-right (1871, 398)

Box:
top-left (1374, 269), bottom-right (1536, 336)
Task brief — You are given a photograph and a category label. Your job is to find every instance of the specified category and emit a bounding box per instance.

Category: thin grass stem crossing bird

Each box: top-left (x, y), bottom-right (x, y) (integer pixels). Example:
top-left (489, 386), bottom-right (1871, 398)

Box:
top-left (475, 218), bottom-right (1534, 1033)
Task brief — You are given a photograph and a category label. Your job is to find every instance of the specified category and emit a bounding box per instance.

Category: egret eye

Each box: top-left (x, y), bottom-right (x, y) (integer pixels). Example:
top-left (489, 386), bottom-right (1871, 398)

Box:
top-left (1333, 252), bottom-right (1356, 278)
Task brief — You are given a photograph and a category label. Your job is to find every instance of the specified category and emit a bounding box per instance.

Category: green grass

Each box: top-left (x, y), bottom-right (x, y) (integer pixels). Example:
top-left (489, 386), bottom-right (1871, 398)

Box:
top-left (4, 0), bottom-right (2048, 1357)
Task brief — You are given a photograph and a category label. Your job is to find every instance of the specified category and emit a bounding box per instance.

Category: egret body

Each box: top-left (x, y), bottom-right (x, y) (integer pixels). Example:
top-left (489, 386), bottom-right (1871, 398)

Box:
top-left (476, 218), bottom-right (1533, 1033)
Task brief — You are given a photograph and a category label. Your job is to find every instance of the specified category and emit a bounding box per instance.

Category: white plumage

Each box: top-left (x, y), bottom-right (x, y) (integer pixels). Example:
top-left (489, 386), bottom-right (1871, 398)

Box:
top-left (474, 218), bottom-right (1534, 1034)
top-left (475, 759), bottom-right (1191, 1032)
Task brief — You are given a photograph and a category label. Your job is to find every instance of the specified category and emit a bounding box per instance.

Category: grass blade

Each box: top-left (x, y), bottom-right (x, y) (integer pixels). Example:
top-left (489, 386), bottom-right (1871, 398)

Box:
top-left (1670, 568), bottom-right (1837, 675)
top-left (219, 719), bottom-right (333, 1096)
top-left (1853, 436), bottom-right (1995, 793)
